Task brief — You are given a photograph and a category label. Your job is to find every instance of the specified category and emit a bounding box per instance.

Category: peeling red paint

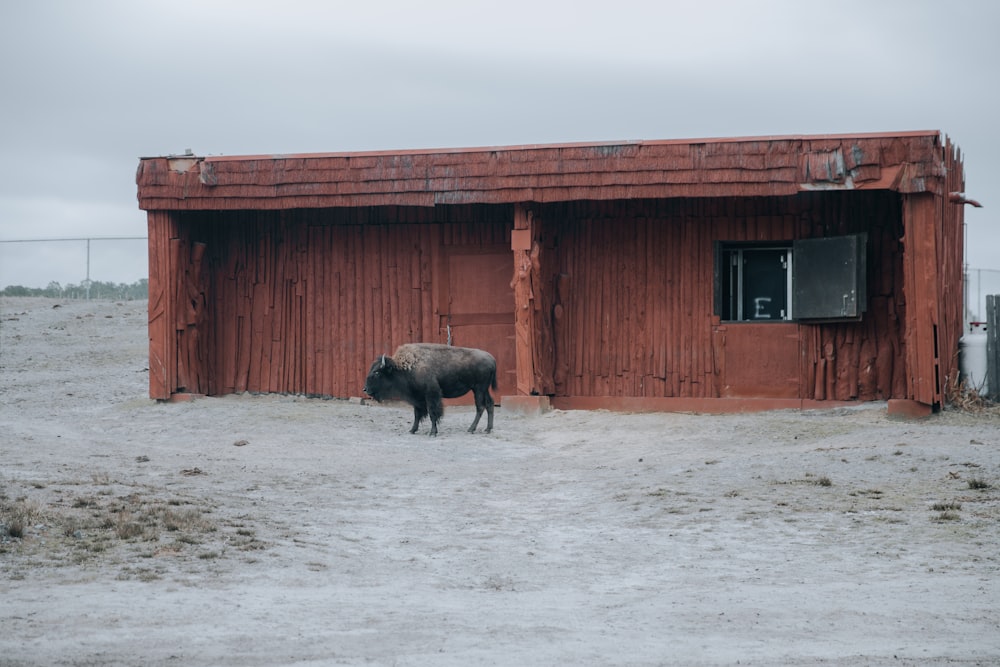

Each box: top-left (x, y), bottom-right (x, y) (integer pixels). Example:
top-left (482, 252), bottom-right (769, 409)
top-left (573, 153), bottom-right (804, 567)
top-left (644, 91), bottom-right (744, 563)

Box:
top-left (139, 132), bottom-right (966, 413)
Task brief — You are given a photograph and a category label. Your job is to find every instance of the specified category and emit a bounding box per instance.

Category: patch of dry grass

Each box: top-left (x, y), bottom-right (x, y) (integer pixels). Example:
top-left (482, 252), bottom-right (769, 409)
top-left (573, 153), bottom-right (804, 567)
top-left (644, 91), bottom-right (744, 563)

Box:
top-left (1, 495), bottom-right (48, 540)
top-left (931, 501), bottom-right (962, 512)
top-left (944, 371), bottom-right (992, 412)
top-left (1, 475), bottom-right (264, 569)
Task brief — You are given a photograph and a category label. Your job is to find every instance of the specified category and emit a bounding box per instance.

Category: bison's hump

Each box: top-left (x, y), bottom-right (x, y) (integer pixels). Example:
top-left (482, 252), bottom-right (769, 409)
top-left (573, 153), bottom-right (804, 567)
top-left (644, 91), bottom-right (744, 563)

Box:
top-left (392, 344), bottom-right (424, 371)
top-left (392, 343), bottom-right (494, 371)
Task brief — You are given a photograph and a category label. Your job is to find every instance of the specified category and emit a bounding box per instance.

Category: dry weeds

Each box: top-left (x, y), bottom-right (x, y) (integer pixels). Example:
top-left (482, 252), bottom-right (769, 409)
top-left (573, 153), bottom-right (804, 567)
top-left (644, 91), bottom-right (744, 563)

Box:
top-left (0, 472), bottom-right (268, 577)
top-left (944, 370), bottom-right (994, 412)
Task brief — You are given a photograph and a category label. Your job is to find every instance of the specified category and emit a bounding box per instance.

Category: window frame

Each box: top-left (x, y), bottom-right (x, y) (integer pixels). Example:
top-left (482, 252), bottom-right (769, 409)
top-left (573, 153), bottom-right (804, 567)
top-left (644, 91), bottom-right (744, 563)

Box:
top-left (717, 244), bottom-right (793, 322)
top-left (714, 233), bottom-right (867, 323)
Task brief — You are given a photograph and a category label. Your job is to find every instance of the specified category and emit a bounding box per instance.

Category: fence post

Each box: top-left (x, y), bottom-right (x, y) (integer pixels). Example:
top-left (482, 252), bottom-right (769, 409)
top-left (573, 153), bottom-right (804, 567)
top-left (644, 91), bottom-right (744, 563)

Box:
top-left (988, 295), bottom-right (999, 402)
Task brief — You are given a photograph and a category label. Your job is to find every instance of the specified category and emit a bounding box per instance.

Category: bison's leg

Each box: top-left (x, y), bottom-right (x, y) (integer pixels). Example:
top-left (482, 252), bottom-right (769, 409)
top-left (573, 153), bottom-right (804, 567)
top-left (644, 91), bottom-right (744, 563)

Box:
top-left (484, 390), bottom-right (494, 433)
top-left (468, 402), bottom-right (484, 433)
top-left (469, 385), bottom-right (495, 433)
top-left (410, 406), bottom-right (427, 434)
top-left (426, 389), bottom-right (444, 436)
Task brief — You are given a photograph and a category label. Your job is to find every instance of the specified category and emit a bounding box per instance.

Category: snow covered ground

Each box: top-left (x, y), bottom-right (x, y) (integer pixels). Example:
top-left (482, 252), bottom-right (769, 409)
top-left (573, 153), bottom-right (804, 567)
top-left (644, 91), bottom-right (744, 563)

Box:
top-left (2, 297), bottom-right (999, 666)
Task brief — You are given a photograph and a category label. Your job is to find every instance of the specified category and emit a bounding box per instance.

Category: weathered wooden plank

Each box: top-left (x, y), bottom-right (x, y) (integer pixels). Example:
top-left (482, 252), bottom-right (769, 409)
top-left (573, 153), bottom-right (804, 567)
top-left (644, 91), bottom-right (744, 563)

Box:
top-left (331, 228), bottom-right (344, 395)
top-left (344, 225), bottom-right (359, 388)
top-left (599, 218), bottom-right (613, 393)
top-left (287, 284), bottom-right (298, 392)
top-left (171, 237), bottom-right (190, 391)
top-left (511, 204), bottom-right (533, 395)
top-left (248, 281), bottom-right (268, 392)
top-left (304, 225), bottom-right (318, 394)
top-left (323, 224), bottom-right (336, 396)
top-left (418, 224), bottom-right (434, 343)
top-left (146, 212), bottom-right (174, 399)
top-left (657, 216), bottom-right (670, 392)
top-left (328, 225), bottom-right (340, 395)
top-left (409, 234), bottom-right (421, 342)
top-left (235, 224), bottom-right (254, 393)
top-left (902, 193), bottom-right (941, 405)
top-left (140, 181), bottom-right (808, 212)
top-left (268, 225), bottom-right (284, 394)
top-left (699, 216), bottom-right (715, 397)
top-left (642, 213), bottom-right (655, 396)
top-left (679, 208), bottom-right (697, 395)
top-left (388, 227), bottom-right (403, 349)
top-left (370, 225), bottom-right (385, 354)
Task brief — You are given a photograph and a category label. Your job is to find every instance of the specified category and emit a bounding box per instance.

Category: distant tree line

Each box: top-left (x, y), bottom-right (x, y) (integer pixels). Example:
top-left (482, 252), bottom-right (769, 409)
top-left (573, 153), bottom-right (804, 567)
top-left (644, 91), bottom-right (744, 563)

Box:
top-left (0, 279), bottom-right (148, 300)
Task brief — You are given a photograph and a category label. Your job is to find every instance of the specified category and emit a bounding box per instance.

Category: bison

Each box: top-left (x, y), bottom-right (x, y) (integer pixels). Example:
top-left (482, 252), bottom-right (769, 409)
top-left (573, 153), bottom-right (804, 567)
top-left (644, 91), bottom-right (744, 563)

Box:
top-left (363, 343), bottom-right (497, 435)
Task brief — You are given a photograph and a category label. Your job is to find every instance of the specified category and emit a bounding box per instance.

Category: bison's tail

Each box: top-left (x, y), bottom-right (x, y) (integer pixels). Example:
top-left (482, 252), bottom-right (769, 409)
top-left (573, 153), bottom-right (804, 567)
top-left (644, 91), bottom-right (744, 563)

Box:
top-left (491, 366), bottom-right (498, 391)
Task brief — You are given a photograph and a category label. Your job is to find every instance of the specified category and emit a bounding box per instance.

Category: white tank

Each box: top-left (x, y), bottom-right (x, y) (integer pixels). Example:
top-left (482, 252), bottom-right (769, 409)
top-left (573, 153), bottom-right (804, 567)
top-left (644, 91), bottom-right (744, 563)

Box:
top-left (958, 322), bottom-right (989, 395)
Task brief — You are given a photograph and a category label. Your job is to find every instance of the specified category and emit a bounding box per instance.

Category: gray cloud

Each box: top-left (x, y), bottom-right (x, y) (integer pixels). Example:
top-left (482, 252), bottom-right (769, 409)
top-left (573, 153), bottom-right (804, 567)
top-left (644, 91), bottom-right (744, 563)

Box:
top-left (1, 0), bottom-right (997, 291)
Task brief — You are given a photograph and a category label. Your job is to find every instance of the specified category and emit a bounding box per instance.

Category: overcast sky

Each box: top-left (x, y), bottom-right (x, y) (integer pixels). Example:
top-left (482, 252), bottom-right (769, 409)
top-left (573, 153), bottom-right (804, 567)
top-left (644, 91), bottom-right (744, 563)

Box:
top-left (1, 0), bottom-right (997, 306)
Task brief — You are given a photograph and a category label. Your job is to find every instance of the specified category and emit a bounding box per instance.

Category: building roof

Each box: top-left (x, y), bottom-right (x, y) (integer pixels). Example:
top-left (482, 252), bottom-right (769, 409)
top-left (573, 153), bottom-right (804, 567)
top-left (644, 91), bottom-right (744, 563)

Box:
top-left (136, 130), bottom-right (955, 211)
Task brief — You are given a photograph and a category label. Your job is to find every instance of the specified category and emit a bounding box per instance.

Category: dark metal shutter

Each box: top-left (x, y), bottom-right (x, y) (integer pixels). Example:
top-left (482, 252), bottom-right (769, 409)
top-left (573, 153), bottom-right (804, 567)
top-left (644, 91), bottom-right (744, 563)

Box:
top-left (792, 233), bottom-right (867, 320)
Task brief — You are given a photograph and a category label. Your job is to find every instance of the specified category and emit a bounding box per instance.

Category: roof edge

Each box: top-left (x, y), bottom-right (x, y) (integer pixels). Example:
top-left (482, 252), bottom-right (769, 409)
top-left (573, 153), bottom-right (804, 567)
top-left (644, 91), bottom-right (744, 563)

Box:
top-left (139, 130), bottom-right (942, 163)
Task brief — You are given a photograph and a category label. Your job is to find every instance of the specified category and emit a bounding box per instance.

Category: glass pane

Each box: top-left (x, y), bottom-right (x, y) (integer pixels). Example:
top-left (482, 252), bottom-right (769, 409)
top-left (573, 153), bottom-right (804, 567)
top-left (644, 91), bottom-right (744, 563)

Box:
top-left (741, 249), bottom-right (787, 320)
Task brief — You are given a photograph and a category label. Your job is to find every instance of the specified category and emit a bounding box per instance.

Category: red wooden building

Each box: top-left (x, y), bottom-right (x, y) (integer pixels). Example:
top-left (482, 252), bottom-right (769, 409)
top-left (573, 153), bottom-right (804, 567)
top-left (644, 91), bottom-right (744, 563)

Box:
top-left (136, 131), bottom-right (969, 416)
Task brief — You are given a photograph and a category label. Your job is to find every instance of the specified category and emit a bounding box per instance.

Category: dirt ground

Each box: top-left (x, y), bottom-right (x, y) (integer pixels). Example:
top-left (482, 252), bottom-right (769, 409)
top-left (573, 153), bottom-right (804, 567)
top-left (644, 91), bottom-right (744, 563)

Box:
top-left (2, 296), bottom-right (999, 666)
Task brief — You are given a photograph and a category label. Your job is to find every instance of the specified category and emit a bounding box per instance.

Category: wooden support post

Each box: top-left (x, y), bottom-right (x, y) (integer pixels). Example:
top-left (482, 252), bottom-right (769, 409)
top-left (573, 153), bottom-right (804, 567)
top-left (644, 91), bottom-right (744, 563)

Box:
top-left (511, 204), bottom-right (535, 396)
top-left (509, 203), bottom-right (556, 398)
top-left (146, 211), bottom-right (178, 400)
top-left (901, 194), bottom-right (942, 408)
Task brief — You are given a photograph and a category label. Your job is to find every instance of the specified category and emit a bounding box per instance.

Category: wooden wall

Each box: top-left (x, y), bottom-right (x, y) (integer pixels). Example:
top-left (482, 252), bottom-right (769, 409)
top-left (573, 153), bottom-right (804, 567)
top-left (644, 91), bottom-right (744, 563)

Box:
top-left (538, 191), bottom-right (907, 401)
top-left (937, 139), bottom-right (968, 400)
top-left (147, 183), bottom-right (964, 408)
top-left (147, 205), bottom-right (512, 399)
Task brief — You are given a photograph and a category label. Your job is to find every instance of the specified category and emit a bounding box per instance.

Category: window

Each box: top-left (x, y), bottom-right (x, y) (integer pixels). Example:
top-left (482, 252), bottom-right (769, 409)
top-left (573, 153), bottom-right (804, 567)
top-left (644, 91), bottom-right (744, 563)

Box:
top-left (719, 246), bottom-right (792, 320)
top-left (715, 234), bottom-right (867, 322)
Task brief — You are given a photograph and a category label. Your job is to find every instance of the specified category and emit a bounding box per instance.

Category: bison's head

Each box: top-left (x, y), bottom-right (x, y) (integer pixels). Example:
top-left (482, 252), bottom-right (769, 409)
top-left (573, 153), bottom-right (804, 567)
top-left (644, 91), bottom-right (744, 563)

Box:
top-left (362, 354), bottom-right (397, 402)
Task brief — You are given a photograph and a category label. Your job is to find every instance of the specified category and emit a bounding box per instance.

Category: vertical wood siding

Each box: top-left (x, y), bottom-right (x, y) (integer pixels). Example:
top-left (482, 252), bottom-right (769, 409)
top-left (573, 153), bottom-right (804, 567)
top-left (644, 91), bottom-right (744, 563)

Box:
top-left (167, 205), bottom-right (511, 398)
top-left (148, 183), bottom-right (962, 407)
top-left (146, 211), bottom-right (176, 399)
top-left (543, 192), bottom-right (907, 401)
top-left (141, 133), bottom-right (965, 408)
top-left (938, 138), bottom-right (967, 398)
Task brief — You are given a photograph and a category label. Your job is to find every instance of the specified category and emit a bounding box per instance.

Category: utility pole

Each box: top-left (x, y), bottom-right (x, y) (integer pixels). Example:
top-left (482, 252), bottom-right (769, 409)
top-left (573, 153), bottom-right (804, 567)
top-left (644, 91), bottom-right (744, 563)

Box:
top-left (84, 238), bottom-right (92, 299)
